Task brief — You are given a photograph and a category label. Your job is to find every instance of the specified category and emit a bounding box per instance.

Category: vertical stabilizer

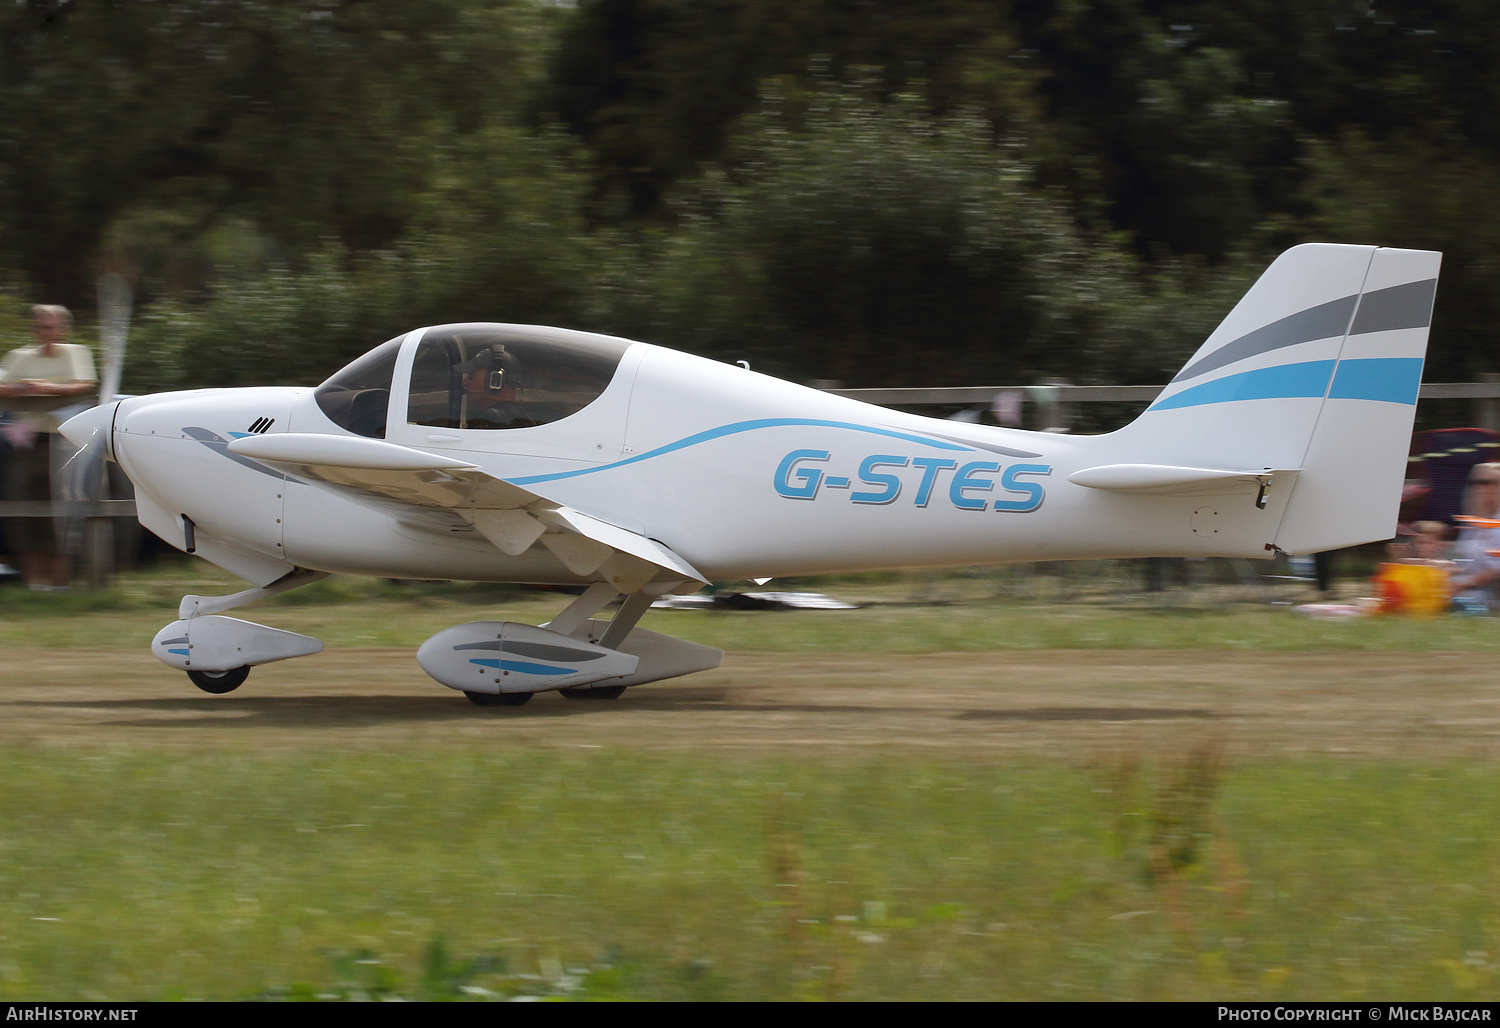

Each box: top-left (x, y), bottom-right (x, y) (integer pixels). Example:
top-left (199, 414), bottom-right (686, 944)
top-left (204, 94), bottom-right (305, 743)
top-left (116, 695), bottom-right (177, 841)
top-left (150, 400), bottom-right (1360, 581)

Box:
top-left (1107, 243), bottom-right (1440, 554)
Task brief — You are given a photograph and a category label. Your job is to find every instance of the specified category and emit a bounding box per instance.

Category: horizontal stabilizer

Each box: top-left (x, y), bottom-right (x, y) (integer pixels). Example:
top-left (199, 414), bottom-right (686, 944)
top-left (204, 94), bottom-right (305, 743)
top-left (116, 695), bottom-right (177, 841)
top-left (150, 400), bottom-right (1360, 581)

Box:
top-left (1069, 464), bottom-right (1299, 495)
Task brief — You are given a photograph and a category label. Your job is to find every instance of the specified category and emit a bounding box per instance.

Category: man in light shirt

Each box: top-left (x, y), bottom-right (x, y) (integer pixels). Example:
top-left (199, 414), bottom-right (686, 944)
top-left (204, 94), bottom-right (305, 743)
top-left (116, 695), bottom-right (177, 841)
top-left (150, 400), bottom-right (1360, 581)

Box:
top-left (1451, 463), bottom-right (1500, 613)
top-left (0, 305), bottom-right (98, 589)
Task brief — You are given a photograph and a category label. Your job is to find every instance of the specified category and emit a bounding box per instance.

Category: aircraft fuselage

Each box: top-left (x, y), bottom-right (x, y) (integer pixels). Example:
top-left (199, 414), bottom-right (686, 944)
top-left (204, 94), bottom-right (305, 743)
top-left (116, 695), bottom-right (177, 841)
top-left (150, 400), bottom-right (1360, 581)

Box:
top-left (105, 341), bottom-right (1287, 589)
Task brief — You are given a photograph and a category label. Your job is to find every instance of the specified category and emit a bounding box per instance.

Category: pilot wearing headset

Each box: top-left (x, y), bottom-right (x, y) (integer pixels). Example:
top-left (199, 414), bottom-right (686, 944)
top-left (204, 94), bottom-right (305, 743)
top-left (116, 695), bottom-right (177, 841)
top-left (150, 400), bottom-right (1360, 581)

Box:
top-left (453, 346), bottom-right (540, 429)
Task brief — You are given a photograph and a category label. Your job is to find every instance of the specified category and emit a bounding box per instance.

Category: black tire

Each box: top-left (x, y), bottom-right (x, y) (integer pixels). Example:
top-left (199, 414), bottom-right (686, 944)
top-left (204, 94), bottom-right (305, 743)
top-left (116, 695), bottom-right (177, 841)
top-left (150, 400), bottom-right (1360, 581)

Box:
top-left (187, 666), bottom-right (250, 694)
top-left (465, 690), bottom-right (532, 707)
top-left (558, 686), bottom-right (626, 700)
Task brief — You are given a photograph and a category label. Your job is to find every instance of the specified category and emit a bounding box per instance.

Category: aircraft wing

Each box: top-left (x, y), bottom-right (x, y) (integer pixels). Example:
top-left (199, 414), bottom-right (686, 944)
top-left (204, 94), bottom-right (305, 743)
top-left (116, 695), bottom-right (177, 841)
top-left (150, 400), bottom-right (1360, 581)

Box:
top-left (227, 433), bottom-right (706, 591)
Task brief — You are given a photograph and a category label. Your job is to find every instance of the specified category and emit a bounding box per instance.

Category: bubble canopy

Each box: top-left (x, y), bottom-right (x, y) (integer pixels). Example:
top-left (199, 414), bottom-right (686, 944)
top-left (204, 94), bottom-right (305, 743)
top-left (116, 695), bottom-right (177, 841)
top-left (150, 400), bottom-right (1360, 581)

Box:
top-left (314, 324), bottom-right (634, 438)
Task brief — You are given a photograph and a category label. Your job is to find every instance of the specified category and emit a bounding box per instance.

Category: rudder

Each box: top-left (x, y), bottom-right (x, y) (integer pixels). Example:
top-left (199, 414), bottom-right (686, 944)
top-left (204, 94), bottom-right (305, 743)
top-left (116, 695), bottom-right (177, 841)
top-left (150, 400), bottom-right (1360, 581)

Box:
top-left (1272, 247), bottom-right (1440, 553)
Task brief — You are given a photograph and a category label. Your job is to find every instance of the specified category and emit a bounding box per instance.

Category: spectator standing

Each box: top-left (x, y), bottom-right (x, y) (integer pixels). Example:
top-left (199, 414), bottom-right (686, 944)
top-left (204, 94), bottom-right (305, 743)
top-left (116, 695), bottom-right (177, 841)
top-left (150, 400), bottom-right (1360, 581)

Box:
top-left (0, 305), bottom-right (97, 589)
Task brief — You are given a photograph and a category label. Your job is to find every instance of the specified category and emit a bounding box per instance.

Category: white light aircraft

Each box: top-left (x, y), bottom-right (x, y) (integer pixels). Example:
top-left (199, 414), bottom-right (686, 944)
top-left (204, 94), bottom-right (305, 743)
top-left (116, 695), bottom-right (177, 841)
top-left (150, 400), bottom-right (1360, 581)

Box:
top-left (60, 244), bottom-right (1440, 704)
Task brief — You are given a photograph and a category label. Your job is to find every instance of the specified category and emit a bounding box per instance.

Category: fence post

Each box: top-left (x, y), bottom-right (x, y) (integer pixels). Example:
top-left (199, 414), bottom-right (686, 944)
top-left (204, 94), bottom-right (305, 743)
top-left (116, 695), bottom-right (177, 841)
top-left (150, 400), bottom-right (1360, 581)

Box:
top-left (82, 516), bottom-right (114, 589)
top-left (1033, 379), bottom-right (1074, 432)
top-left (1478, 373), bottom-right (1500, 432)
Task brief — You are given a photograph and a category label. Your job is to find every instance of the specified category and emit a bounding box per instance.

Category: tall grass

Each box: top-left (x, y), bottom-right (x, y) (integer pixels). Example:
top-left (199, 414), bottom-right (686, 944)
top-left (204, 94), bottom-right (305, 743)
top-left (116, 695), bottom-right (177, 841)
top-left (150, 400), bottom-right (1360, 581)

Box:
top-left (0, 747), bottom-right (1497, 1000)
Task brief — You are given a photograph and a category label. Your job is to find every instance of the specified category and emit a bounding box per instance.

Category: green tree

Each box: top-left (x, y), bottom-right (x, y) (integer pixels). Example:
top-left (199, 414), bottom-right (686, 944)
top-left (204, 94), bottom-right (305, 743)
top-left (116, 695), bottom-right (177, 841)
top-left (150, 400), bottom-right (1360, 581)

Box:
top-left (1303, 131), bottom-right (1500, 383)
top-left (622, 88), bottom-right (1236, 392)
top-left (0, 0), bottom-right (555, 308)
top-left (124, 121), bottom-right (604, 392)
top-left (545, 0), bottom-right (1042, 221)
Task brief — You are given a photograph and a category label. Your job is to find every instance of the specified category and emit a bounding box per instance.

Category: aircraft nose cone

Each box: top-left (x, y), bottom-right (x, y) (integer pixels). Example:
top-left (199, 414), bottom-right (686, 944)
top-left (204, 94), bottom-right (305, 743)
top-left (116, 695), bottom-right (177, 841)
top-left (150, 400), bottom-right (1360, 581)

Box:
top-left (59, 400), bottom-right (119, 459)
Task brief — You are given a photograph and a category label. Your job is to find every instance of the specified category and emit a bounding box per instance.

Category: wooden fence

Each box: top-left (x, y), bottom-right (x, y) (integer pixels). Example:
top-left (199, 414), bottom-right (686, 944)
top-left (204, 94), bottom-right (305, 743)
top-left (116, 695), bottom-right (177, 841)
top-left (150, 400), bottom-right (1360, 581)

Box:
top-left (6, 380), bottom-right (1500, 584)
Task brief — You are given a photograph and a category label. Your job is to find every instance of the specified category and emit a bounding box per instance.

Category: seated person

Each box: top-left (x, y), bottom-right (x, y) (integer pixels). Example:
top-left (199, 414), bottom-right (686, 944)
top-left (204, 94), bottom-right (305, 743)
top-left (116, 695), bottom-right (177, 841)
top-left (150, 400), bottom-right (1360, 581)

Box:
top-left (1299, 523), bottom-right (1456, 619)
top-left (1370, 521), bottom-right (1455, 616)
top-left (1404, 520), bottom-right (1458, 569)
top-left (454, 347), bottom-right (541, 430)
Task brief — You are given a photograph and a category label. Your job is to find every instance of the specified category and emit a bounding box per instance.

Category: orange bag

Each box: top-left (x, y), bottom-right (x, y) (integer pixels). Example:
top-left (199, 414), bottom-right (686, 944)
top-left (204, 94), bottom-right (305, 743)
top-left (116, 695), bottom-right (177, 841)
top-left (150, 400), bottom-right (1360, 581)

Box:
top-left (1372, 562), bottom-right (1451, 616)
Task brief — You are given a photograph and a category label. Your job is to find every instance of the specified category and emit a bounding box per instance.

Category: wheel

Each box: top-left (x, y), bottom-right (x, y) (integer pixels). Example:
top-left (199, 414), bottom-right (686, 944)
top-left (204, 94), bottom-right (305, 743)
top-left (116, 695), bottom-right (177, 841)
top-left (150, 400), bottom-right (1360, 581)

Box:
top-left (558, 686), bottom-right (626, 700)
top-left (187, 666), bottom-right (250, 694)
top-left (465, 690), bottom-right (532, 707)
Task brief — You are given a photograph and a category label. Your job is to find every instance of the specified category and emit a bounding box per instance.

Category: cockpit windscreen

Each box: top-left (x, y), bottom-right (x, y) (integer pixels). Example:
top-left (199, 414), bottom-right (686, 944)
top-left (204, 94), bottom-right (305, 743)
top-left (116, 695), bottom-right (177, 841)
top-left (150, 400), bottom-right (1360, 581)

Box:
top-left (313, 334), bottom-right (405, 438)
top-left (407, 325), bottom-right (632, 431)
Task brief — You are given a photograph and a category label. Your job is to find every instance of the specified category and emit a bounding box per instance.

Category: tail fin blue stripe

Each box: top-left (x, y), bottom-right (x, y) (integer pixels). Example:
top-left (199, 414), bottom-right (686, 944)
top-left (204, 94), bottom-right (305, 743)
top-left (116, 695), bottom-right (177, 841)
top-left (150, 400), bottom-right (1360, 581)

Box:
top-left (1151, 361), bottom-right (1336, 411)
top-left (1327, 357), bottom-right (1424, 405)
top-left (1152, 357), bottom-right (1424, 412)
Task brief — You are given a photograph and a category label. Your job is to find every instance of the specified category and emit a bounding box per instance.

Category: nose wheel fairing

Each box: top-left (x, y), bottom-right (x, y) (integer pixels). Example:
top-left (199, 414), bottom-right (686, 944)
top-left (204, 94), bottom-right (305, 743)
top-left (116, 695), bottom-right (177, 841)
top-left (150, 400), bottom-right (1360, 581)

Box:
top-left (151, 615), bottom-right (323, 674)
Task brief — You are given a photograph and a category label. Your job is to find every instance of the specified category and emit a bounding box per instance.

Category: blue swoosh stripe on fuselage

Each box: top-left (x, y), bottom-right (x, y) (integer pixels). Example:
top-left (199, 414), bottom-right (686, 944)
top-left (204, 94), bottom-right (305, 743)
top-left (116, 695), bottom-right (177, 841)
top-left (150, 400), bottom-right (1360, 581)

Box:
top-left (1151, 358), bottom-right (1424, 412)
top-left (468, 658), bottom-right (578, 676)
top-left (508, 418), bottom-right (978, 486)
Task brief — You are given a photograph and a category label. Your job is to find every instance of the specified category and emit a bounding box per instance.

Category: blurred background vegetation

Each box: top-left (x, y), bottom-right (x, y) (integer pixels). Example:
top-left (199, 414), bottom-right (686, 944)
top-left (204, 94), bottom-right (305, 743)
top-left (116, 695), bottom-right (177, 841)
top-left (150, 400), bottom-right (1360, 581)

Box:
top-left (0, 0), bottom-right (1494, 395)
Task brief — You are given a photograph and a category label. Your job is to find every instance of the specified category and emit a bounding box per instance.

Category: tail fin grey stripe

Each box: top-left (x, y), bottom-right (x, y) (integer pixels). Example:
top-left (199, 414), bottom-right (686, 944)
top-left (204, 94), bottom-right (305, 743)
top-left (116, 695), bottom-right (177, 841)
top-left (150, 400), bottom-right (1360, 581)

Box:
top-left (1349, 278), bottom-right (1438, 335)
top-left (1171, 277), bottom-right (1437, 385)
top-left (1172, 294), bottom-right (1356, 383)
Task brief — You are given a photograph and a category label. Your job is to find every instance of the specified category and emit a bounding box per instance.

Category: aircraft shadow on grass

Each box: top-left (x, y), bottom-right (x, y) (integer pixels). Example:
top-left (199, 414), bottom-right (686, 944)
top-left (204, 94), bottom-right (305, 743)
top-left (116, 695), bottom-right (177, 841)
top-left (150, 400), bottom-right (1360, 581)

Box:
top-left (11, 695), bottom-right (1221, 729)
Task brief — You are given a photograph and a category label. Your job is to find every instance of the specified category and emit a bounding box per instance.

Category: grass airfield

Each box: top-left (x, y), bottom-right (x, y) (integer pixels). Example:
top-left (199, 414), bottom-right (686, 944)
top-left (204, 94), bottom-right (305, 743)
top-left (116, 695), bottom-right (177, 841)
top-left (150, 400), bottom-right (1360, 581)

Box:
top-left (2, 563), bottom-right (1500, 1001)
